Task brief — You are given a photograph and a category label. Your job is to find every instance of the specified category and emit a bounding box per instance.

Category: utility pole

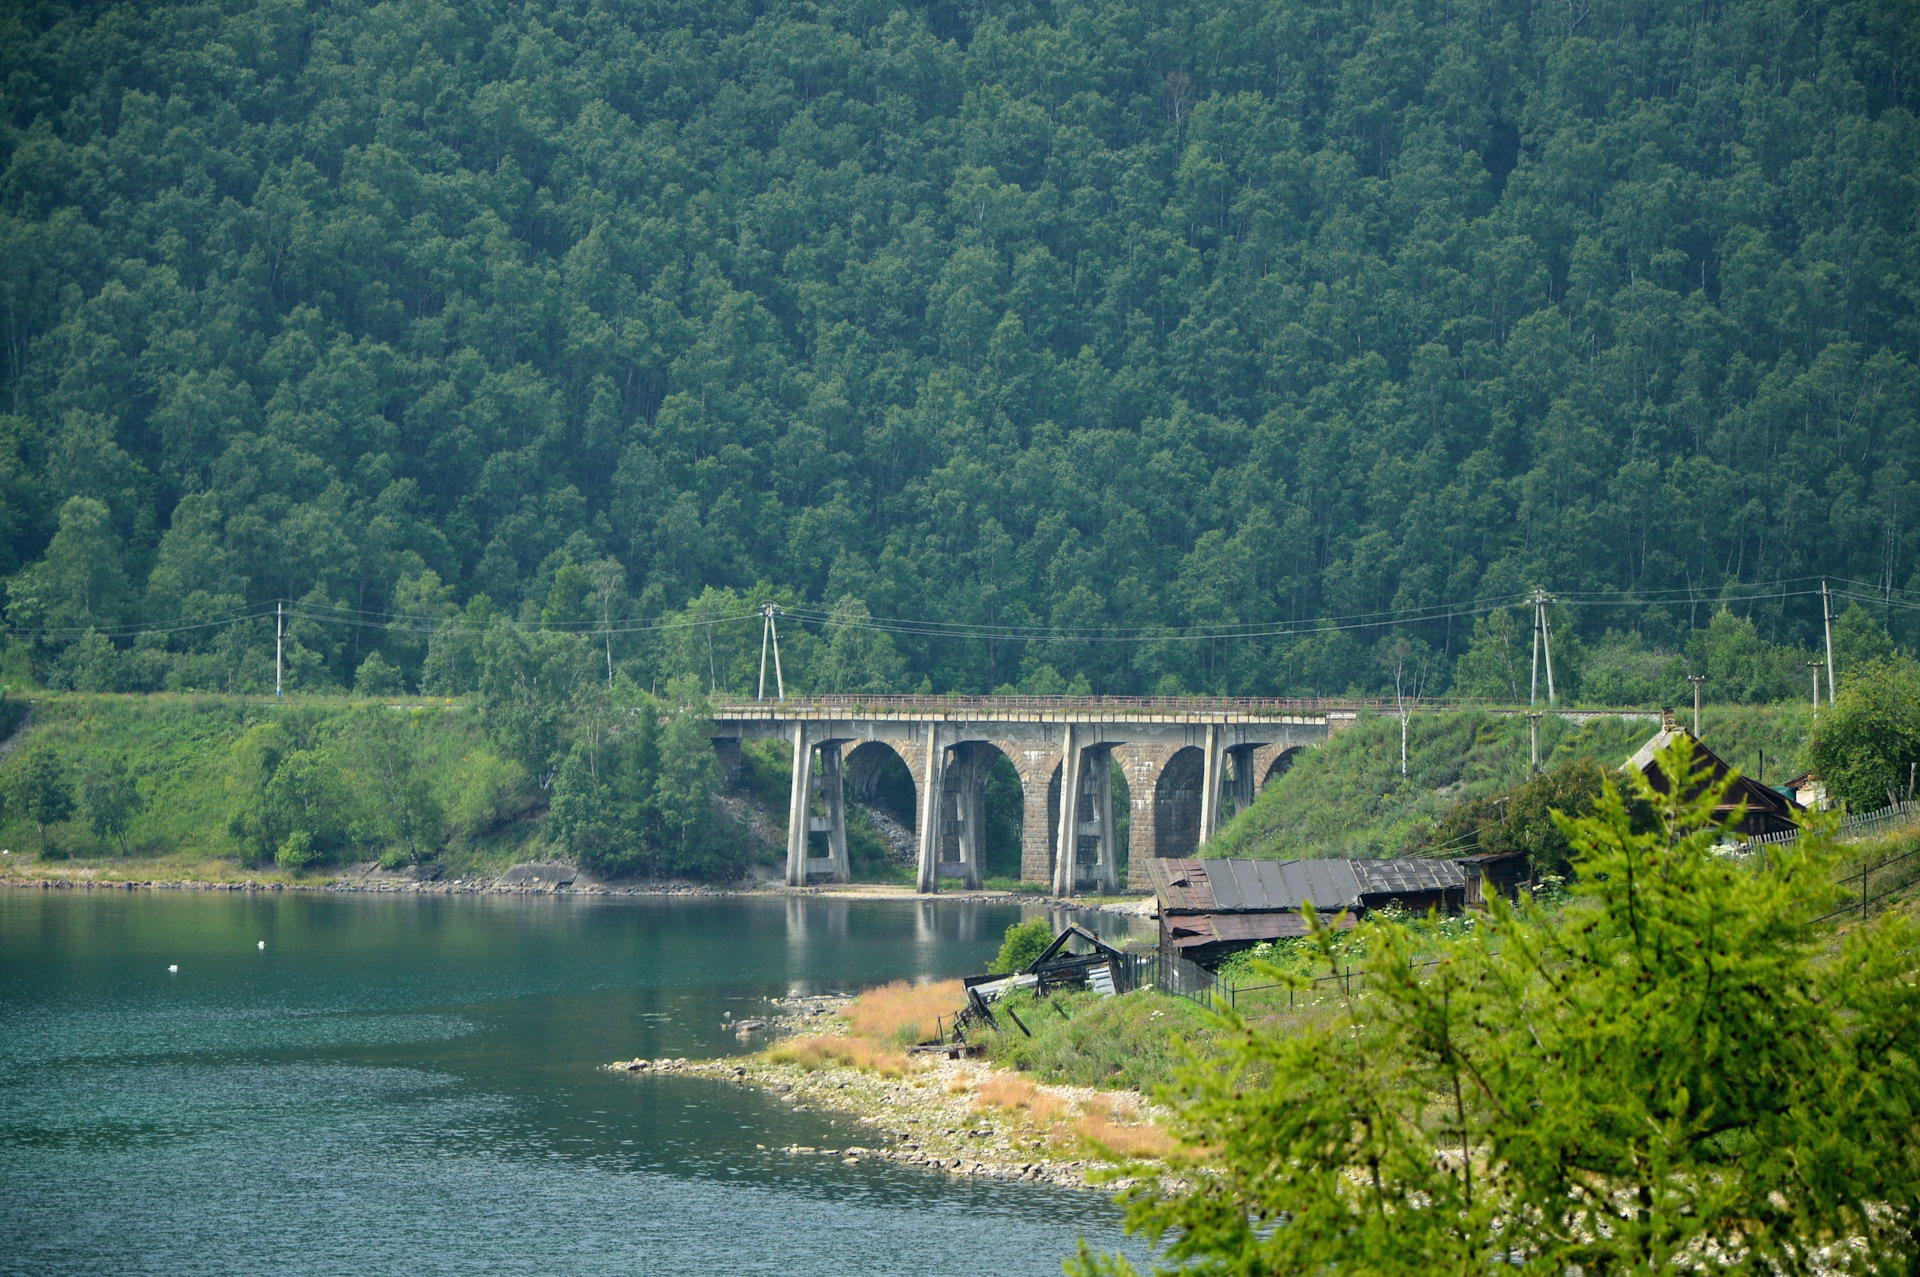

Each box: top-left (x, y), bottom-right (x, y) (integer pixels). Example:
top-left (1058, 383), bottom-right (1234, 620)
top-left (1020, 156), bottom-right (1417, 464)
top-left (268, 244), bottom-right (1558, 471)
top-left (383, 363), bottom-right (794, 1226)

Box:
top-left (1687, 674), bottom-right (1707, 736)
top-left (275, 601), bottom-right (283, 698)
top-left (1530, 595), bottom-right (1541, 708)
top-left (1527, 711), bottom-right (1543, 775)
top-left (761, 603), bottom-right (785, 701)
top-left (757, 606), bottom-right (773, 701)
top-left (1538, 589), bottom-right (1557, 707)
top-left (1809, 660), bottom-right (1824, 715)
top-left (1822, 579), bottom-right (1836, 705)
top-left (1528, 587), bottom-right (1557, 708)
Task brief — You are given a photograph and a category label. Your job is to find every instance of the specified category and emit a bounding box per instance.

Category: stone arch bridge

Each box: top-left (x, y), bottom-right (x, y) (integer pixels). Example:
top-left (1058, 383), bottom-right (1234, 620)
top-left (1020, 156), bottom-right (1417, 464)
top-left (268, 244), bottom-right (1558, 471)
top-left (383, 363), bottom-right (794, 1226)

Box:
top-left (710, 696), bottom-right (1363, 896)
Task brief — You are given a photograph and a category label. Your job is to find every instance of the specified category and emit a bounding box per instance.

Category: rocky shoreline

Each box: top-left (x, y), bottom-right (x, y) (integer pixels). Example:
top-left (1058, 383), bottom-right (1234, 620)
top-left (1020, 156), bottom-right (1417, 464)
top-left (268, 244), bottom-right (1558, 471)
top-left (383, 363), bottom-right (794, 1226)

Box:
top-left (606, 1051), bottom-right (1174, 1192)
top-left (0, 868), bottom-right (1151, 913)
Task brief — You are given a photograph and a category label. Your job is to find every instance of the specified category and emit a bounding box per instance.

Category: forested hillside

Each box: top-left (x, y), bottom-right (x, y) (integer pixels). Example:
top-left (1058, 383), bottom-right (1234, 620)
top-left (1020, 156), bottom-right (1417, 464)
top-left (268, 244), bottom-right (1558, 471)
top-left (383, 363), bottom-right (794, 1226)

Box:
top-left (2, 0), bottom-right (1917, 700)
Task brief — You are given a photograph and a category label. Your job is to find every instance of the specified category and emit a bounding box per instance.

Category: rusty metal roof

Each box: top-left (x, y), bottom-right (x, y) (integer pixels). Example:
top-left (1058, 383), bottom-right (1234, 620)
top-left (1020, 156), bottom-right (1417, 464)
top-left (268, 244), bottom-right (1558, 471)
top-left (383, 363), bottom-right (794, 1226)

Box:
top-left (1164, 910), bottom-right (1335, 950)
top-left (1148, 857), bottom-right (1465, 914)
top-left (1357, 858), bottom-right (1467, 895)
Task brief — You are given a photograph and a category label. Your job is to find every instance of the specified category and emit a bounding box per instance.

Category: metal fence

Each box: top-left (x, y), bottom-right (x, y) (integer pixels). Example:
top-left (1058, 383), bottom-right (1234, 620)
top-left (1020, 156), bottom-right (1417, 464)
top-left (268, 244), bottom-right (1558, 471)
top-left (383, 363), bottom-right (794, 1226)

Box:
top-left (1812, 840), bottom-right (1920, 924)
top-left (1128, 950), bottom-right (1382, 1014)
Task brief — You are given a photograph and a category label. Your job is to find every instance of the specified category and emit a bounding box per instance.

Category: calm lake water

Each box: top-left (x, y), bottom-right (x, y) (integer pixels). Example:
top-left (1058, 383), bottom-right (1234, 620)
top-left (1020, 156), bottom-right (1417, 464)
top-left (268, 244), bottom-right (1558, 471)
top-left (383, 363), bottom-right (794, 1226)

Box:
top-left (0, 889), bottom-right (1148, 1276)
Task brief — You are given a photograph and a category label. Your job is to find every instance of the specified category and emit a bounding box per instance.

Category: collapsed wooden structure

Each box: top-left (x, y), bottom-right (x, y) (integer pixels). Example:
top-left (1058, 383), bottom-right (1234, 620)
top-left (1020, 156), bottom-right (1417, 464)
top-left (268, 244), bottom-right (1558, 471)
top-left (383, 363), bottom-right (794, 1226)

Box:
top-left (929, 925), bottom-right (1136, 1052)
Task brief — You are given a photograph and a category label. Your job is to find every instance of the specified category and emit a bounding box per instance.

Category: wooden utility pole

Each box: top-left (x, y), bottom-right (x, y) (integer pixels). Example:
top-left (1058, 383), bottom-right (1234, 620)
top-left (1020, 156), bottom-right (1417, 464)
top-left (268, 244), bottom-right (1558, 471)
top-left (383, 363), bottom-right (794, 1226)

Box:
top-left (1687, 675), bottom-right (1707, 735)
top-left (275, 601), bottom-right (283, 698)
top-left (1809, 660), bottom-right (1824, 715)
top-left (1822, 579), bottom-right (1836, 705)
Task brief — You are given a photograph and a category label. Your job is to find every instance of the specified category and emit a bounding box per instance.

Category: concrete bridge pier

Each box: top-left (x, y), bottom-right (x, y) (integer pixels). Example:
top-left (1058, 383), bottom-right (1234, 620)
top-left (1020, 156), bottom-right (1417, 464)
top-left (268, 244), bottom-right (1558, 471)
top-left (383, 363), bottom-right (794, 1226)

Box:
top-left (785, 727), bottom-right (850, 886)
top-left (1196, 723), bottom-right (1224, 846)
top-left (818, 741), bottom-right (849, 881)
top-left (1225, 744), bottom-right (1259, 820)
top-left (1091, 745), bottom-right (1119, 894)
top-left (784, 723), bottom-right (813, 887)
top-left (914, 727), bottom-right (949, 894)
top-left (1051, 731), bottom-right (1120, 896)
top-left (1051, 727), bottom-right (1083, 896)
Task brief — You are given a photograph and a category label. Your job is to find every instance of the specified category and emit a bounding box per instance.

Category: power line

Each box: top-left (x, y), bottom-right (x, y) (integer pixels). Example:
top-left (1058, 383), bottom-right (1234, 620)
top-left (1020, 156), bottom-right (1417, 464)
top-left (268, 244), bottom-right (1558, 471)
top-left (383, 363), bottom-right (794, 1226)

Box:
top-left (0, 576), bottom-right (1897, 647)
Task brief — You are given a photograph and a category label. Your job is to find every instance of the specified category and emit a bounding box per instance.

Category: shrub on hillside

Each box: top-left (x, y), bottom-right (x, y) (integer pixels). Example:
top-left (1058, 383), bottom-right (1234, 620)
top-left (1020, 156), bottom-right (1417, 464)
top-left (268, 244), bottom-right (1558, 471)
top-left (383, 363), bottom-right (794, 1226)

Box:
top-left (1423, 757), bottom-right (1655, 878)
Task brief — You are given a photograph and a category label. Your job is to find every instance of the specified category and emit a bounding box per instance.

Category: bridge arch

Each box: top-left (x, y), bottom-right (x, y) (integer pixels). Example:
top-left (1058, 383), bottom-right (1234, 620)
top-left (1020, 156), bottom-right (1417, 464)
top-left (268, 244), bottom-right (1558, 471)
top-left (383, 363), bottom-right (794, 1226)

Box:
top-left (1153, 745), bottom-right (1207, 860)
top-left (1262, 745), bottom-right (1302, 788)
top-left (843, 740), bottom-right (917, 830)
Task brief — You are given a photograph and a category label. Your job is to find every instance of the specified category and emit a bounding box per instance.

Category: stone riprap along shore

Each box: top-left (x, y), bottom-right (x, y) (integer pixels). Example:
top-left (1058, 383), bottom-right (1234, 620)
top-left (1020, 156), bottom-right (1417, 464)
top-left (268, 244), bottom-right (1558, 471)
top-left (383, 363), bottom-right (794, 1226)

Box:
top-left (607, 1049), bottom-right (1174, 1191)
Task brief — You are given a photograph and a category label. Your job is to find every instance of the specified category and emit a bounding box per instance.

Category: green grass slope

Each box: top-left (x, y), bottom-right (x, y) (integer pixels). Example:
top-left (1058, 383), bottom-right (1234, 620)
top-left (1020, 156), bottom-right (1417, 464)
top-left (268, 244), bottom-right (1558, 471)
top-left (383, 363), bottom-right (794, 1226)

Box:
top-left (1211, 707), bottom-right (1812, 860)
top-left (0, 695), bottom-right (532, 879)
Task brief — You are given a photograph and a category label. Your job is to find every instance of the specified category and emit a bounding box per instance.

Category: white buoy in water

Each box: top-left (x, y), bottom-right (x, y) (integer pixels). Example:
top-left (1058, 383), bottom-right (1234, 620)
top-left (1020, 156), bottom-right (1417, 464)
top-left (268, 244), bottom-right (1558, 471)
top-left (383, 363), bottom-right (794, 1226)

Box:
top-left (168, 965), bottom-right (178, 973)
top-left (258, 941), bottom-right (266, 950)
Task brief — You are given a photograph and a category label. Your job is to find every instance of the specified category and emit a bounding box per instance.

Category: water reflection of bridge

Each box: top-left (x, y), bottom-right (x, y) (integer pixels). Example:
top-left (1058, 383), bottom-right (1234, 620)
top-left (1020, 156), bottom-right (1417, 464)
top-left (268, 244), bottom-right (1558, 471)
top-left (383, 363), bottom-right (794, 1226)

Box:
top-left (711, 697), bottom-right (1359, 896)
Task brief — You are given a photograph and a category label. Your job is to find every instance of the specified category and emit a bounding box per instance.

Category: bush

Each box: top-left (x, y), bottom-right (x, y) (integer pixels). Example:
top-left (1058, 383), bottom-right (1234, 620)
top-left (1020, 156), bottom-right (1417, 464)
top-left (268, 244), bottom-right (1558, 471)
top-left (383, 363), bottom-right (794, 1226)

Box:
top-left (1808, 658), bottom-right (1920, 812)
top-left (275, 829), bottom-right (317, 870)
top-left (1424, 756), bottom-right (1654, 878)
top-left (5, 746), bottom-right (75, 854)
top-left (988, 916), bottom-right (1055, 974)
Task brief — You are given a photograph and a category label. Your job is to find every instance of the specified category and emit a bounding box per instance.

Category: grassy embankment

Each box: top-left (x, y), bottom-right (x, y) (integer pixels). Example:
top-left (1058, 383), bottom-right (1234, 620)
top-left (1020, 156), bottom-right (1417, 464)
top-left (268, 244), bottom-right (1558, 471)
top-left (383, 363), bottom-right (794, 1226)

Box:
top-left (1214, 705), bottom-right (1813, 859)
top-left (0, 692), bottom-right (787, 882)
top-left (0, 693), bottom-right (534, 880)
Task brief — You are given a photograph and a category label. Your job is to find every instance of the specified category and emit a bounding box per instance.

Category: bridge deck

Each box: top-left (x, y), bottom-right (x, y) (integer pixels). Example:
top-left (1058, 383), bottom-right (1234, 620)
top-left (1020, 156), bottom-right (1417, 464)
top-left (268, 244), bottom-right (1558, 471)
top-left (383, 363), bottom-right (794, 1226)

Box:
top-left (710, 694), bottom-right (1661, 722)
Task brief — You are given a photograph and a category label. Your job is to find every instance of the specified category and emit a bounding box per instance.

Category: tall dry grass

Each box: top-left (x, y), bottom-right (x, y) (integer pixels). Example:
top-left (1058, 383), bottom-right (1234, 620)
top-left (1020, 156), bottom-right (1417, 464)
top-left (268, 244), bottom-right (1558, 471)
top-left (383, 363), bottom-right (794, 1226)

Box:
top-left (973, 1074), bottom-right (1067, 1123)
top-left (843, 979), bottom-right (967, 1046)
top-left (768, 1034), bottom-right (909, 1078)
top-left (1073, 1108), bottom-right (1179, 1160)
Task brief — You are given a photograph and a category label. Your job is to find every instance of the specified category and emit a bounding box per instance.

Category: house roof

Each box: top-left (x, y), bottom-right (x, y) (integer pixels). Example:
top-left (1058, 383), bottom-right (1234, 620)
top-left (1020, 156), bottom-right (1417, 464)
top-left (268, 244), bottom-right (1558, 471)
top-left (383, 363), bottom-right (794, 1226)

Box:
top-left (1147, 856), bottom-right (1465, 915)
top-left (1621, 725), bottom-right (1802, 821)
top-left (1624, 726), bottom-right (1688, 777)
top-left (1162, 908), bottom-right (1352, 952)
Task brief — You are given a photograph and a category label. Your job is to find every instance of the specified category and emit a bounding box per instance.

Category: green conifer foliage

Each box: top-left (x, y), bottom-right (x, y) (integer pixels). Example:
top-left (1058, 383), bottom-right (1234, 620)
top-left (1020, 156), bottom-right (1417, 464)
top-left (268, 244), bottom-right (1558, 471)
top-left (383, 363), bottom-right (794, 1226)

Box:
top-left (1077, 741), bottom-right (1920, 1275)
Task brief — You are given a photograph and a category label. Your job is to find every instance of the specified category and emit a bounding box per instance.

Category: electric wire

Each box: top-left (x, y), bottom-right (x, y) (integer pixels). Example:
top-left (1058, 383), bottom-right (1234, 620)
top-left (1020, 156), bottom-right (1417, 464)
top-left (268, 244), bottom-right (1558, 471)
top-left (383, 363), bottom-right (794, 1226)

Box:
top-left (2, 576), bottom-right (1907, 646)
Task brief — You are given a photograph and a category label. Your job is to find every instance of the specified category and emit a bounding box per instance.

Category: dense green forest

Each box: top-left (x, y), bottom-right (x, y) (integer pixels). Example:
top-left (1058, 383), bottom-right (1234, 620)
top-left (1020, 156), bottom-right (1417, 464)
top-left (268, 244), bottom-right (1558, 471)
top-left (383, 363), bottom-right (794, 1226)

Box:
top-left (2, 0), bottom-right (1918, 704)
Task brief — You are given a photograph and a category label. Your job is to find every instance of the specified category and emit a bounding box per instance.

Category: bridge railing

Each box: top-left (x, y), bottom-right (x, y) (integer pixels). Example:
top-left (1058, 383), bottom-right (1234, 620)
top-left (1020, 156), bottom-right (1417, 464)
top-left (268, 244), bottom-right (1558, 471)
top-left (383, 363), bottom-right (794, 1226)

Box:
top-left (708, 692), bottom-right (1668, 718)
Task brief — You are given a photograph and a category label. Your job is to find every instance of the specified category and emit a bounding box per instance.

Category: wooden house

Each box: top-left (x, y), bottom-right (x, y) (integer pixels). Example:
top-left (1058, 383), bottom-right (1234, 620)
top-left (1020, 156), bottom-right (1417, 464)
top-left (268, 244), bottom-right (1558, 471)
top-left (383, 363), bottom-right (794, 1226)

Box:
top-left (1622, 710), bottom-right (1802, 837)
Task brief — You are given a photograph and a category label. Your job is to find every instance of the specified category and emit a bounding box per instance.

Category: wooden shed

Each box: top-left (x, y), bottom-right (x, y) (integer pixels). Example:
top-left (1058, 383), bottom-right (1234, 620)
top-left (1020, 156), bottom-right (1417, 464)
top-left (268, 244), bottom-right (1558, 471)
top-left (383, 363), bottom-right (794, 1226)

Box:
top-left (1146, 856), bottom-right (1466, 966)
top-left (1457, 849), bottom-right (1533, 907)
